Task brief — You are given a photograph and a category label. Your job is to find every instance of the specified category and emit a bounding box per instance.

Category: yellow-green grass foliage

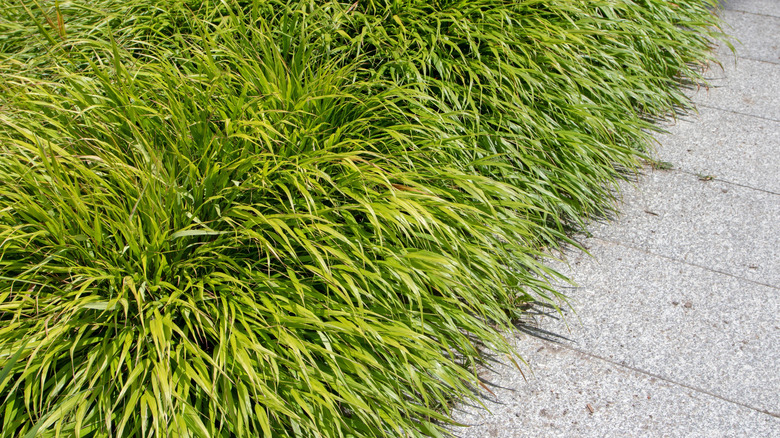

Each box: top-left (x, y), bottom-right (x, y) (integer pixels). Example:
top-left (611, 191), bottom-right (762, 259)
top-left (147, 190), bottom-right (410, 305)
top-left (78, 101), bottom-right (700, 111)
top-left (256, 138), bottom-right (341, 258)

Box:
top-left (0, 1), bottom-right (725, 437)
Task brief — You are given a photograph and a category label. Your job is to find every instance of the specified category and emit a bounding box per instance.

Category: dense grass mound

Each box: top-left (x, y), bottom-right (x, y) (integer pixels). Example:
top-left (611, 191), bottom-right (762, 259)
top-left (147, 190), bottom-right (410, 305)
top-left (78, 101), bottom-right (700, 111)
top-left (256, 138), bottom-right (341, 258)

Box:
top-left (0, 1), bottom-right (724, 437)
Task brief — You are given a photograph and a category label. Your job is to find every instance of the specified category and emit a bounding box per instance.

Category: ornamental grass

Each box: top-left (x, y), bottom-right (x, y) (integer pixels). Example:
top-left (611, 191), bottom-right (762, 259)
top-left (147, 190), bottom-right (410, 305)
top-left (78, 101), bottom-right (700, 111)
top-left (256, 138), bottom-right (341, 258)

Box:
top-left (0, 1), bottom-right (725, 437)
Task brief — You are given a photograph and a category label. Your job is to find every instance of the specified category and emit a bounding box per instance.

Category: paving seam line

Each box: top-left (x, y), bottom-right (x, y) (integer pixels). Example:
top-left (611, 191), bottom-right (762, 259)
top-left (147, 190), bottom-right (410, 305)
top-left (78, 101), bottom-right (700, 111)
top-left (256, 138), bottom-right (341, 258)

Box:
top-left (590, 238), bottom-right (780, 291)
top-left (730, 55), bottom-right (780, 66)
top-left (668, 168), bottom-right (780, 196)
top-left (694, 103), bottom-right (780, 125)
top-left (536, 337), bottom-right (780, 419)
top-left (723, 8), bottom-right (780, 20)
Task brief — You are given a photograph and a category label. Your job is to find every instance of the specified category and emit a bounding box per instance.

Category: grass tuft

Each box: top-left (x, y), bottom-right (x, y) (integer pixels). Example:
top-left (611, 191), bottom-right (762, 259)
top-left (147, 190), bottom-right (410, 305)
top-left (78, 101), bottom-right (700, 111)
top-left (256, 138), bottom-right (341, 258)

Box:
top-left (1, 1), bottom-right (725, 437)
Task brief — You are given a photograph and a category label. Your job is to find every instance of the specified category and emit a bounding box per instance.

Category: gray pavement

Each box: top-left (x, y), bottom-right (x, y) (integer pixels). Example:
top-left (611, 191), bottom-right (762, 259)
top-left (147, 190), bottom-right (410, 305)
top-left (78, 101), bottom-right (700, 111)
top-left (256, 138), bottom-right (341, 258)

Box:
top-left (451, 1), bottom-right (780, 436)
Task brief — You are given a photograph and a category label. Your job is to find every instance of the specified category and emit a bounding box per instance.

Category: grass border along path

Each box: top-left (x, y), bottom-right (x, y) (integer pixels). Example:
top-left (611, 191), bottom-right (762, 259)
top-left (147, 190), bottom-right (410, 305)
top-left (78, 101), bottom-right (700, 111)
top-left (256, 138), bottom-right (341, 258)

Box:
top-left (0, 1), bottom-right (726, 437)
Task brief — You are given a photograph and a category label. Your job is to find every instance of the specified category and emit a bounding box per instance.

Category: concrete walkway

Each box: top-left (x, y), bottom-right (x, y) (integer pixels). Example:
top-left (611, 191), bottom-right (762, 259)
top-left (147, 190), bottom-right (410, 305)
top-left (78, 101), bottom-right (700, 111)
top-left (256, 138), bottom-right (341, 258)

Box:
top-left (452, 1), bottom-right (780, 436)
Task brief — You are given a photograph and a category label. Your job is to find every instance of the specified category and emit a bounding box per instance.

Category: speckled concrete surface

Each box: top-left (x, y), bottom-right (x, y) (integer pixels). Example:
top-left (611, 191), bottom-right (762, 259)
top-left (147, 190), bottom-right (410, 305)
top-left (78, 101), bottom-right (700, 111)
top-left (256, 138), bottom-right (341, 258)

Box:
top-left (450, 1), bottom-right (780, 436)
top-left (542, 239), bottom-right (780, 414)
top-left (655, 106), bottom-right (780, 193)
top-left (588, 172), bottom-right (780, 286)
top-left (451, 336), bottom-right (779, 438)
top-left (696, 57), bottom-right (780, 121)
top-left (719, 9), bottom-right (780, 64)
top-left (724, 0), bottom-right (780, 18)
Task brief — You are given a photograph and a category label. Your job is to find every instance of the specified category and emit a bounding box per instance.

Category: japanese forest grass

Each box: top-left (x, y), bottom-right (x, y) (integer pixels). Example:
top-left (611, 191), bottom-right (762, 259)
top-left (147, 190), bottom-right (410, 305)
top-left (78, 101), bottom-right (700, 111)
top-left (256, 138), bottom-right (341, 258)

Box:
top-left (0, 1), bottom-right (724, 437)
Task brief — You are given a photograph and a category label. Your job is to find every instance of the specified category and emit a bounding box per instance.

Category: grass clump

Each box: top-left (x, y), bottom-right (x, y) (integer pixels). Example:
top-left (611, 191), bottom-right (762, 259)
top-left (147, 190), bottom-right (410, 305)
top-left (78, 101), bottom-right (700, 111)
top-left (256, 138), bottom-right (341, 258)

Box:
top-left (0, 1), bottom-right (724, 437)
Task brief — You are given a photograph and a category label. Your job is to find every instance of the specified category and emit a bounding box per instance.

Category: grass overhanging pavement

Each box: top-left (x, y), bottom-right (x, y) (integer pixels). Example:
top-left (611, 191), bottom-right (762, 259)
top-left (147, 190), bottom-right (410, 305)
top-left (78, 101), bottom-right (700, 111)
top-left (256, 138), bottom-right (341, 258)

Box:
top-left (0, 1), bottom-right (727, 437)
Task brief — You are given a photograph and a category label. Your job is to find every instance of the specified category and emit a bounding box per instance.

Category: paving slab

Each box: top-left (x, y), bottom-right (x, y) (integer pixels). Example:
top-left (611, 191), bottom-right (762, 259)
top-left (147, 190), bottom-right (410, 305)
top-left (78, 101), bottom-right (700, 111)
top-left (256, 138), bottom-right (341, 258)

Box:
top-left (724, 0), bottom-right (780, 18)
top-left (542, 239), bottom-right (780, 414)
top-left (694, 58), bottom-right (780, 122)
top-left (588, 171), bottom-right (780, 287)
top-left (450, 335), bottom-right (780, 438)
top-left (719, 9), bottom-right (780, 64)
top-left (654, 106), bottom-right (780, 193)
